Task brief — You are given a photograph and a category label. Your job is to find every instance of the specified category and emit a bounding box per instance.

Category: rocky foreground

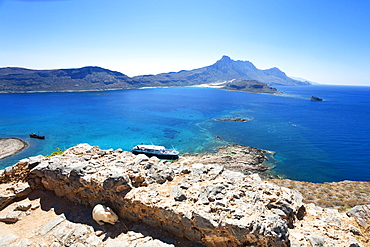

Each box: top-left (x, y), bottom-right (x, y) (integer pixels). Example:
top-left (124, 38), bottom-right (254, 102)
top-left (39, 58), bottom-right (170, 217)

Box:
top-left (0, 144), bottom-right (369, 246)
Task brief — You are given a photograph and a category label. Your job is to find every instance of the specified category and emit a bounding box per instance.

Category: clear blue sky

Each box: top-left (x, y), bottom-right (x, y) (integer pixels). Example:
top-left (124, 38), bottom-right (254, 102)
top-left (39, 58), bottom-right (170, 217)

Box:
top-left (1, 0), bottom-right (370, 85)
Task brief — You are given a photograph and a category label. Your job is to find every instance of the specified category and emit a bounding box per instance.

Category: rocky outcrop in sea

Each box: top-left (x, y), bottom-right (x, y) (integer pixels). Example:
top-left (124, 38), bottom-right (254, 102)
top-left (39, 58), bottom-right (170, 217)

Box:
top-left (0, 143), bottom-right (367, 246)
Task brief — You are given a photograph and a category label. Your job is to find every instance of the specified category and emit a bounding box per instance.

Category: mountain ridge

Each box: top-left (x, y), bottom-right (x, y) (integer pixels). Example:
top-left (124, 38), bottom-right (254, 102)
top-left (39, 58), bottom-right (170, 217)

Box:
top-left (132, 55), bottom-right (308, 87)
top-left (0, 56), bottom-right (309, 93)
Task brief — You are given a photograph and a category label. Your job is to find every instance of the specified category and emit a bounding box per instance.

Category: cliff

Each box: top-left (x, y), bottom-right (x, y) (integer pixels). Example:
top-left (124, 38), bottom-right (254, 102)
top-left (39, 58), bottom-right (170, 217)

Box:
top-left (0, 144), bottom-right (368, 246)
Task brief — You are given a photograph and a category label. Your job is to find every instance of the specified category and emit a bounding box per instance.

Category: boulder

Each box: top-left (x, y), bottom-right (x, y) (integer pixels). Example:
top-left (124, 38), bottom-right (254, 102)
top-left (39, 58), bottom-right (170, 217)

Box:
top-left (14, 202), bottom-right (32, 211)
top-left (347, 205), bottom-right (370, 228)
top-left (170, 186), bottom-right (187, 202)
top-left (0, 182), bottom-right (32, 210)
top-left (0, 211), bottom-right (22, 223)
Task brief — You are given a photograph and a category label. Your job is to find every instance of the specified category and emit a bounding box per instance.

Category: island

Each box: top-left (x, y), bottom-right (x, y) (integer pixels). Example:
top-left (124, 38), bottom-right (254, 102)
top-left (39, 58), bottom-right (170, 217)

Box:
top-left (310, 96), bottom-right (323, 101)
top-left (221, 80), bottom-right (282, 94)
top-left (213, 117), bottom-right (252, 122)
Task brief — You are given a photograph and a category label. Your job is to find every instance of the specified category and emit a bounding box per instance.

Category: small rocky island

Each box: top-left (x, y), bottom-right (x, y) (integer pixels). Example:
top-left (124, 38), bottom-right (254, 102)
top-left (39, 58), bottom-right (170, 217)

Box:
top-left (310, 96), bottom-right (323, 101)
top-left (221, 80), bottom-right (282, 94)
top-left (0, 143), bottom-right (368, 246)
top-left (213, 117), bottom-right (252, 122)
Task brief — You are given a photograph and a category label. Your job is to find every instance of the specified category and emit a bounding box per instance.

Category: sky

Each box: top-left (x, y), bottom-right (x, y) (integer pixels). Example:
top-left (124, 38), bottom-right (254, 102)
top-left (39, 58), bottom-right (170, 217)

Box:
top-left (1, 0), bottom-right (370, 85)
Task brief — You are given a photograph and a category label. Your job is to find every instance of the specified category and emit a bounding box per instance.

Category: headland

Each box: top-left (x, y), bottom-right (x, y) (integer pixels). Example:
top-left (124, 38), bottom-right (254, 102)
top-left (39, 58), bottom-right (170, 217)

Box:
top-left (0, 138), bottom-right (28, 160)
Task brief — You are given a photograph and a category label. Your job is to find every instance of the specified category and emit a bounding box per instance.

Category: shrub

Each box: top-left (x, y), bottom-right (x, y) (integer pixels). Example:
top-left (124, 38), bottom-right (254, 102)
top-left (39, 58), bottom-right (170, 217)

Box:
top-left (316, 199), bottom-right (334, 208)
top-left (46, 148), bottom-right (65, 157)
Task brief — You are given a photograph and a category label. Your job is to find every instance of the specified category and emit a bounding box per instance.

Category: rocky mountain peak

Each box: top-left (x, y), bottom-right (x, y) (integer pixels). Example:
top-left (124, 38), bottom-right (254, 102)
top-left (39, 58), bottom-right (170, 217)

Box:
top-left (264, 67), bottom-right (287, 76)
top-left (219, 55), bottom-right (232, 62)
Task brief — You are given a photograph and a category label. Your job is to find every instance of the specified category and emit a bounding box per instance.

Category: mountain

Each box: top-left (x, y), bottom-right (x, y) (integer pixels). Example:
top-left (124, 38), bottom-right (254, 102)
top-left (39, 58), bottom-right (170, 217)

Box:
top-left (0, 66), bottom-right (134, 92)
top-left (291, 76), bottom-right (320, 85)
top-left (0, 56), bottom-right (309, 93)
top-left (132, 55), bottom-right (310, 87)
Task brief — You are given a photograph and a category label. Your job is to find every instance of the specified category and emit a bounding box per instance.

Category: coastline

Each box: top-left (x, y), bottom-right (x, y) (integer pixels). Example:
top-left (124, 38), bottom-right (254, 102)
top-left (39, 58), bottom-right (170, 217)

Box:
top-left (0, 87), bottom-right (132, 94)
top-left (0, 138), bottom-right (29, 160)
top-left (0, 83), bottom-right (283, 95)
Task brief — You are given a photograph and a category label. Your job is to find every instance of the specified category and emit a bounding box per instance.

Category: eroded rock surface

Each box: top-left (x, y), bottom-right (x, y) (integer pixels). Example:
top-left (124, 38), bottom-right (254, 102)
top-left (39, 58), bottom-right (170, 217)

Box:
top-left (0, 143), bottom-right (367, 247)
top-left (181, 144), bottom-right (276, 178)
top-left (25, 144), bottom-right (299, 246)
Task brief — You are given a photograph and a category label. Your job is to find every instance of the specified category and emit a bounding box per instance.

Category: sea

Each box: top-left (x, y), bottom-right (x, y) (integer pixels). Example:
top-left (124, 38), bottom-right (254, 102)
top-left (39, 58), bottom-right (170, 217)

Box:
top-left (1, 85), bottom-right (369, 183)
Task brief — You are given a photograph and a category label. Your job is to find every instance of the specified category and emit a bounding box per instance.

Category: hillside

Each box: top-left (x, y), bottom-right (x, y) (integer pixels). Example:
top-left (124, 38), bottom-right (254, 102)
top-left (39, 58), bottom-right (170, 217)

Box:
top-left (0, 56), bottom-right (309, 93)
top-left (0, 67), bottom-right (134, 93)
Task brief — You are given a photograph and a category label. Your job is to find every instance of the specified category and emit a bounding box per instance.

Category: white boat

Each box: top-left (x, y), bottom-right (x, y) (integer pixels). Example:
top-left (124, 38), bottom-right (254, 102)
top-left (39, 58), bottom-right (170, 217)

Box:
top-left (132, 144), bottom-right (179, 159)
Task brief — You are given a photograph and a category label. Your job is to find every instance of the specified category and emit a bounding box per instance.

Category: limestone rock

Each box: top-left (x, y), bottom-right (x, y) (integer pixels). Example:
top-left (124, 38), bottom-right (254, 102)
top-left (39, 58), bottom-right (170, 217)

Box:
top-left (0, 211), bottom-right (22, 223)
top-left (0, 234), bottom-right (19, 246)
top-left (308, 235), bottom-right (326, 247)
top-left (0, 182), bottom-right (31, 210)
top-left (14, 202), bottom-right (32, 211)
top-left (40, 216), bottom-right (65, 236)
top-left (27, 143), bottom-right (303, 246)
top-left (346, 205), bottom-right (370, 228)
top-left (6, 142), bottom-right (362, 247)
top-left (170, 186), bottom-right (187, 201)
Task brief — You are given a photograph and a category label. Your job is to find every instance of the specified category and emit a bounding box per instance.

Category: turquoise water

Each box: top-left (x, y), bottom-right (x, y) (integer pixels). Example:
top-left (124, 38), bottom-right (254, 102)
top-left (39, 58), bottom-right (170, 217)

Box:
top-left (1, 85), bottom-right (369, 182)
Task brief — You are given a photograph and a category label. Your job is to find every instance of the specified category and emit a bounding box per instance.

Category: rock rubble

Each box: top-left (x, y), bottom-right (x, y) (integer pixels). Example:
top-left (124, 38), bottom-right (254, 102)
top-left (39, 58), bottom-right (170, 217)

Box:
top-left (0, 188), bottom-right (181, 247)
top-left (0, 143), bottom-right (368, 246)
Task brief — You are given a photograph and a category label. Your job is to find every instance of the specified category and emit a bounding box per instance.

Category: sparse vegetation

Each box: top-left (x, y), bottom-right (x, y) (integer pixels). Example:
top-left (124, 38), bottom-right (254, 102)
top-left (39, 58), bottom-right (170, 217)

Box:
top-left (266, 179), bottom-right (370, 210)
top-left (46, 148), bottom-right (65, 157)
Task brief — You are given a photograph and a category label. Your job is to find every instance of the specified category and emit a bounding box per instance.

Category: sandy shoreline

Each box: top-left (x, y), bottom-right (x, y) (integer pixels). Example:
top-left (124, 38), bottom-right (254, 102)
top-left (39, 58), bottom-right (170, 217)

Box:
top-left (0, 138), bottom-right (29, 160)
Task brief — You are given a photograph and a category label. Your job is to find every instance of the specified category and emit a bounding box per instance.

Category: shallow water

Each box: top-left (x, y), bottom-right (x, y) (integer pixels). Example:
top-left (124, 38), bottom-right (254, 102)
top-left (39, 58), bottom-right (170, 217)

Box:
top-left (1, 85), bottom-right (369, 182)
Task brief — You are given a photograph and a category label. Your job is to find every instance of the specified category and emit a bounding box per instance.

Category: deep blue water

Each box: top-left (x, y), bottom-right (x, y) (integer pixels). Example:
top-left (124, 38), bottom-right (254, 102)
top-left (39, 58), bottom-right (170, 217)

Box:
top-left (1, 85), bottom-right (369, 183)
